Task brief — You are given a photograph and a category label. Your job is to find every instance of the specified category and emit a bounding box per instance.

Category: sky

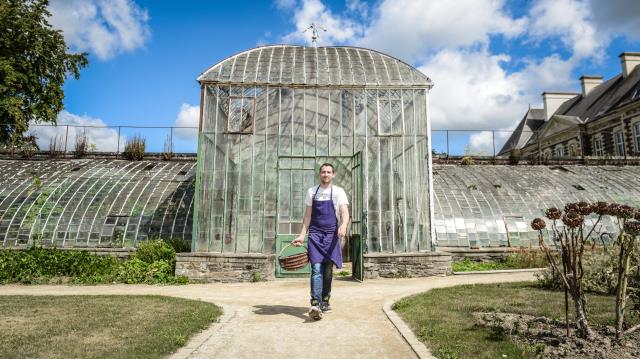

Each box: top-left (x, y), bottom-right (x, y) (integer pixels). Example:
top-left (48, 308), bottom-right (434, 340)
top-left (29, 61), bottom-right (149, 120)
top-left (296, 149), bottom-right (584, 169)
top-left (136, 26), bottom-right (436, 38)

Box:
top-left (38, 0), bottom-right (640, 154)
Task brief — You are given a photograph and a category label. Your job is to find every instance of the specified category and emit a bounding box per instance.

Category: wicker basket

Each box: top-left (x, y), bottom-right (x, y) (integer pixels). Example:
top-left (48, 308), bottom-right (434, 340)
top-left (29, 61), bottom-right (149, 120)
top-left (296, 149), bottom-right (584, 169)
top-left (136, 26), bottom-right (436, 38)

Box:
top-left (278, 243), bottom-right (309, 271)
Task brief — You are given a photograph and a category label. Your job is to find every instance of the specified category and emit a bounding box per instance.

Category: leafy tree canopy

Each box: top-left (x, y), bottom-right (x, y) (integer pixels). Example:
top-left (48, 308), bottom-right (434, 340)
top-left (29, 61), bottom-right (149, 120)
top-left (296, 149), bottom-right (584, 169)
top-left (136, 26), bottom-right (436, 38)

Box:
top-left (0, 0), bottom-right (88, 145)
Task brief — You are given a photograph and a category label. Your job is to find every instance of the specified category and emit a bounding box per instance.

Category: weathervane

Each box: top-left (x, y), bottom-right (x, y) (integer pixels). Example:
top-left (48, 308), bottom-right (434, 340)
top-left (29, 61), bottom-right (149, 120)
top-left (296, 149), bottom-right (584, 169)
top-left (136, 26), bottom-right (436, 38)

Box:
top-left (303, 23), bottom-right (326, 47)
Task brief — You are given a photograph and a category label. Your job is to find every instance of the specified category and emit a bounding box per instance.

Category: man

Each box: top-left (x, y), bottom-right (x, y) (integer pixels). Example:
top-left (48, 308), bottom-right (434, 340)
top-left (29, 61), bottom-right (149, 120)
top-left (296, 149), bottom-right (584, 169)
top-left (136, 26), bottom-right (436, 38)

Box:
top-left (292, 163), bottom-right (349, 321)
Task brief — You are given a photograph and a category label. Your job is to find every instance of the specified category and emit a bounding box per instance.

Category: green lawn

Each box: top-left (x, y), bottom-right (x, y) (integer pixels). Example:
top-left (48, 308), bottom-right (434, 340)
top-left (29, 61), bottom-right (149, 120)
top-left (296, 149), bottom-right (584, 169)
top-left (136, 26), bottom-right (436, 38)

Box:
top-left (0, 295), bottom-right (222, 359)
top-left (393, 282), bottom-right (640, 359)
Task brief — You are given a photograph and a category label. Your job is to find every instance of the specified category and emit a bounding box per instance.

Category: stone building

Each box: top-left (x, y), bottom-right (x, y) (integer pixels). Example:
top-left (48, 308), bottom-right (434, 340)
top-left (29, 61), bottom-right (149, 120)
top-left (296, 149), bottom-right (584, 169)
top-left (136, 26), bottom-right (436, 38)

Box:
top-left (499, 52), bottom-right (640, 158)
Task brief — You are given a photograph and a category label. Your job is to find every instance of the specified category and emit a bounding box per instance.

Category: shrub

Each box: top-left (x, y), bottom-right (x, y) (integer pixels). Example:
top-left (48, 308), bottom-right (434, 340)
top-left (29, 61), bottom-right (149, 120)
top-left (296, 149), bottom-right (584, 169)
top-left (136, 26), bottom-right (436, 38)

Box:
top-left (0, 247), bottom-right (186, 285)
top-left (0, 248), bottom-right (119, 284)
top-left (123, 135), bottom-right (145, 160)
top-left (460, 156), bottom-right (475, 165)
top-left (116, 258), bottom-right (149, 284)
top-left (161, 237), bottom-right (191, 253)
top-left (536, 249), bottom-right (619, 295)
top-left (135, 240), bottom-right (176, 271)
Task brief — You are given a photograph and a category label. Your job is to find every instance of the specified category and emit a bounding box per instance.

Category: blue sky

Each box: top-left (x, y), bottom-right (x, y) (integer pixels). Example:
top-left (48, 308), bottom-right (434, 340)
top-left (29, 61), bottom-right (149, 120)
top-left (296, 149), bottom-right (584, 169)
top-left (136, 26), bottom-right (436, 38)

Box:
top-left (40, 0), bottom-right (640, 154)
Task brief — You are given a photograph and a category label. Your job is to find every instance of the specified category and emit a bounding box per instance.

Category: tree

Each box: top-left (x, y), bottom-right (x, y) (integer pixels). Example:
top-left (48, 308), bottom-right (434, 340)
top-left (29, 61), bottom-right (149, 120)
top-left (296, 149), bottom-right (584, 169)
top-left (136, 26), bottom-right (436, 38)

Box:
top-left (0, 0), bottom-right (88, 146)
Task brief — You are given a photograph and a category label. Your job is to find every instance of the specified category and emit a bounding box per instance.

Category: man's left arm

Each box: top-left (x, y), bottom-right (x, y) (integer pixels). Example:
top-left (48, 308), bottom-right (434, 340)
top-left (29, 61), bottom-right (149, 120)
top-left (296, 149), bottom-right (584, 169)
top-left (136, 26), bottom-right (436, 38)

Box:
top-left (338, 203), bottom-right (350, 239)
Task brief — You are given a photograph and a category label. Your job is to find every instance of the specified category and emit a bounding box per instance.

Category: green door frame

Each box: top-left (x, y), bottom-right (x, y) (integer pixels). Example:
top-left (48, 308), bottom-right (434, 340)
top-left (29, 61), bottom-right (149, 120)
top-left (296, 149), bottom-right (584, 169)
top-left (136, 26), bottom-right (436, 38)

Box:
top-left (351, 151), bottom-right (365, 281)
top-left (274, 155), bottom-right (365, 279)
top-left (275, 156), bottom-right (315, 278)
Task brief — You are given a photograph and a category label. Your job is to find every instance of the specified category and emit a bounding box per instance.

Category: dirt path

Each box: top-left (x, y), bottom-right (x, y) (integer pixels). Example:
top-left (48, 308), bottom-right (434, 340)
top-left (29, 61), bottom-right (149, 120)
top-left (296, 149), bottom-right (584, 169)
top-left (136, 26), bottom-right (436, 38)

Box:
top-left (1, 272), bottom-right (536, 358)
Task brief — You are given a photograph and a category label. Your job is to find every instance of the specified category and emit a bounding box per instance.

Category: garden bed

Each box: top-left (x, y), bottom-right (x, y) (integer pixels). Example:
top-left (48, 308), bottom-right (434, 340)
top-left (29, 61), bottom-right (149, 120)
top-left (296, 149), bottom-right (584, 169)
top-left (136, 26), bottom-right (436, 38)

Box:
top-left (392, 282), bottom-right (640, 358)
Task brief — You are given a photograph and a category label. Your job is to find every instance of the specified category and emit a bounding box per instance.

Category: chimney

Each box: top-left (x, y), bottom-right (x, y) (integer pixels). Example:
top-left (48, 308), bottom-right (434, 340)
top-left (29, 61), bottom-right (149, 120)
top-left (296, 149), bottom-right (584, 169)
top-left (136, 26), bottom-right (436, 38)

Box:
top-left (542, 92), bottom-right (579, 121)
top-left (580, 76), bottom-right (603, 96)
top-left (620, 52), bottom-right (640, 78)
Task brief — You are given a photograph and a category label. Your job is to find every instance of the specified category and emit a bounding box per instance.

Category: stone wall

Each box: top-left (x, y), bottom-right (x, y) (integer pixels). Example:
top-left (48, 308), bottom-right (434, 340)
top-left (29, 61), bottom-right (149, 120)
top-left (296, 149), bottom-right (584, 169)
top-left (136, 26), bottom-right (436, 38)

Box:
top-left (363, 252), bottom-right (452, 279)
top-left (175, 252), bottom-right (275, 282)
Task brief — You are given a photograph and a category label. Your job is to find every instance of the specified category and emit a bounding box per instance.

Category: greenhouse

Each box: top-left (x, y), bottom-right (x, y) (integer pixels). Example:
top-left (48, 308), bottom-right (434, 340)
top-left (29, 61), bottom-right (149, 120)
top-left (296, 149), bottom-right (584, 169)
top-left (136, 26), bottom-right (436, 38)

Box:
top-left (192, 45), bottom-right (435, 278)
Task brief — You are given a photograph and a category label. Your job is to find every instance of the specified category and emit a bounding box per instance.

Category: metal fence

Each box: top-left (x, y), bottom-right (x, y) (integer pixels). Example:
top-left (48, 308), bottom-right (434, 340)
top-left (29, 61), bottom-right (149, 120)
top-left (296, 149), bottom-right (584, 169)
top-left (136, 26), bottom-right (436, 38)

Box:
top-left (2, 123), bottom-right (200, 155)
top-left (1, 123), bottom-right (537, 158)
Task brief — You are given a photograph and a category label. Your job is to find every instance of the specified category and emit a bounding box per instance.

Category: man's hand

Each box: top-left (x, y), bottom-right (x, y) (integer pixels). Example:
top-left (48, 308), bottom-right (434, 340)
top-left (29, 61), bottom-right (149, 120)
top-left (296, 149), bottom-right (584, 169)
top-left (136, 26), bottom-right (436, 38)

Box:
top-left (291, 235), bottom-right (305, 247)
top-left (338, 225), bottom-right (347, 239)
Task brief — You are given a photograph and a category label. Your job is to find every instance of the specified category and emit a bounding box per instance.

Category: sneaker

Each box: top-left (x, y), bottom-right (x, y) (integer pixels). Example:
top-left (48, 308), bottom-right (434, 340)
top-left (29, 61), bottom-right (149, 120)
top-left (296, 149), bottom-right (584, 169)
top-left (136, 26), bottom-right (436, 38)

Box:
top-left (320, 302), bottom-right (332, 313)
top-left (309, 305), bottom-right (323, 320)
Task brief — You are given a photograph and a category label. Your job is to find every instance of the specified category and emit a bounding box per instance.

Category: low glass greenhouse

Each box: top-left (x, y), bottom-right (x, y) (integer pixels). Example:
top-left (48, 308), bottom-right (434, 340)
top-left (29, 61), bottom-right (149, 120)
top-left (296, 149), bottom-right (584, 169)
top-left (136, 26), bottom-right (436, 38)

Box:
top-left (193, 45), bottom-right (434, 277)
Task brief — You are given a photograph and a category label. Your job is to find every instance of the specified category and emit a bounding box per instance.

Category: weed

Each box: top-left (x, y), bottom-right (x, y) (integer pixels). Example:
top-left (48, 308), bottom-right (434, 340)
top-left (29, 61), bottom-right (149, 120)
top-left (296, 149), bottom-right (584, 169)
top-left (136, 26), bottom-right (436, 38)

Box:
top-left (123, 135), bottom-right (146, 160)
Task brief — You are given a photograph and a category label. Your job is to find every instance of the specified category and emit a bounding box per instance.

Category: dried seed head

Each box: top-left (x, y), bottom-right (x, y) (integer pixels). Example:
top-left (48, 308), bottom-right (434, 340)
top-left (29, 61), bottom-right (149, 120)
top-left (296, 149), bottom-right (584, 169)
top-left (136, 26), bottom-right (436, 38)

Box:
top-left (594, 202), bottom-right (608, 216)
top-left (617, 205), bottom-right (634, 219)
top-left (564, 203), bottom-right (579, 212)
top-left (562, 210), bottom-right (583, 228)
top-left (624, 220), bottom-right (640, 236)
top-left (546, 207), bottom-right (562, 220)
top-left (576, 201), bottom-right (592, 216)
top-left (531, 218), bottom-right (546, 231)
top-left (606, 203), bottom-right (621, 216)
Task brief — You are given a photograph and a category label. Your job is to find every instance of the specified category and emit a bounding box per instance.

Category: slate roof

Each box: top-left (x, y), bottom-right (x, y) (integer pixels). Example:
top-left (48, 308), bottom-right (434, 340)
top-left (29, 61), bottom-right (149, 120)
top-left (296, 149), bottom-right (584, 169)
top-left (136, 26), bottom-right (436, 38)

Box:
top-left (498, 108), bottom-right (545, 155)
top-left (514, 63), bottom-right (640, 151)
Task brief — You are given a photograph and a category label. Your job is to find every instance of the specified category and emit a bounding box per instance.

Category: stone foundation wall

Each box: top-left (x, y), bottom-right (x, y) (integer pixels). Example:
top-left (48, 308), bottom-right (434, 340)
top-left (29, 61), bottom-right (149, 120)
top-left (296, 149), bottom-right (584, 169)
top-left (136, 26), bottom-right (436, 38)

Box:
top-left (176, 252), bottom-right (275, 282)
top-left (439, 247), bottom-right (520, 262)
top-left (363, 252), bottom-right (452, 279)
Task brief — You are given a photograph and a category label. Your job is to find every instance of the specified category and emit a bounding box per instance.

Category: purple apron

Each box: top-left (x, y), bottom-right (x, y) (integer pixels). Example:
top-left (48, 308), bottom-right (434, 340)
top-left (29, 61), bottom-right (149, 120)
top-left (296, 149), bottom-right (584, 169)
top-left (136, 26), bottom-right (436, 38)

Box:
top-left (308, 185), bottom-right (343, 269)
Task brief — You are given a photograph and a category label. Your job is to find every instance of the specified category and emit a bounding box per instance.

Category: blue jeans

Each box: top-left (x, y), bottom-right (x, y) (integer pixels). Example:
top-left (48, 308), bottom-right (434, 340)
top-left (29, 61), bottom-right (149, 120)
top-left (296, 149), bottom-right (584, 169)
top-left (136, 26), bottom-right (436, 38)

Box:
top-left (310, 261), bottom-right (333, 305)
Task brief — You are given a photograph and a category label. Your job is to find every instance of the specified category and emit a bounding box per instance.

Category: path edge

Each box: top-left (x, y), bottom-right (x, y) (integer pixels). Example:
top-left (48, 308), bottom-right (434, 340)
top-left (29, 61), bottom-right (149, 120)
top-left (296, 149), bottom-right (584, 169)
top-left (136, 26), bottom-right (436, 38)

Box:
top-left (382, 296), bottom-right (437, 359)
top-left (170, 303), bottom-right (237, 359)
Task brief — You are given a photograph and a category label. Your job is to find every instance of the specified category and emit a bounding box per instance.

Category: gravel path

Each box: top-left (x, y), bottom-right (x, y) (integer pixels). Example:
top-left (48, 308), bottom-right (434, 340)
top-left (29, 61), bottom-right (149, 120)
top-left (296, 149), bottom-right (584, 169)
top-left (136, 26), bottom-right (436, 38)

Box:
top-left (1, 272), bottom-right (536, 358)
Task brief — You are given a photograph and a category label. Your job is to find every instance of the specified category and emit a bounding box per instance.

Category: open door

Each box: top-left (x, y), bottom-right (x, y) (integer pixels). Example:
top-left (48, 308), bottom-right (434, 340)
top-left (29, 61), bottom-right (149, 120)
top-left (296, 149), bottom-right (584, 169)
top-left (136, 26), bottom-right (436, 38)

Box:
top-left (350, 152), bottom-right (365, 281)
top-left (275, 157), bottom-right (316, 278)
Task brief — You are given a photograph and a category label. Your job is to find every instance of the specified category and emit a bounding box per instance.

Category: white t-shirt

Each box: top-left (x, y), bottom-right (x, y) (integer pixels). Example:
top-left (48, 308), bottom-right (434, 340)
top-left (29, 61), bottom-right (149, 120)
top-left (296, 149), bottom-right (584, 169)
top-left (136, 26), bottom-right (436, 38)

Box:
top-left (305, 185), bottom-right (349, 223)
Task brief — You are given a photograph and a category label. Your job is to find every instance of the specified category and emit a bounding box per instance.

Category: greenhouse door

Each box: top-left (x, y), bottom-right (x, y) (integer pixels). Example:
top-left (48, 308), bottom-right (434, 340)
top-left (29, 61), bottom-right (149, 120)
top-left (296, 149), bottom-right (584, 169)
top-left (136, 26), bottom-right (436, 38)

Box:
top-left (275, 157), bottom-right (316, 278)
top-left (351, 152), bottom-right (365, 281)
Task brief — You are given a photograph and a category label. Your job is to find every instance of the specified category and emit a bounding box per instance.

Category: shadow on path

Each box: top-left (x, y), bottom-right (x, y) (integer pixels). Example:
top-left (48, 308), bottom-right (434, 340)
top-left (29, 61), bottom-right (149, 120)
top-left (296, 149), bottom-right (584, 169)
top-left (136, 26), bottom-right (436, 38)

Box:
top-left (253, 305), bottom-right (310, 321)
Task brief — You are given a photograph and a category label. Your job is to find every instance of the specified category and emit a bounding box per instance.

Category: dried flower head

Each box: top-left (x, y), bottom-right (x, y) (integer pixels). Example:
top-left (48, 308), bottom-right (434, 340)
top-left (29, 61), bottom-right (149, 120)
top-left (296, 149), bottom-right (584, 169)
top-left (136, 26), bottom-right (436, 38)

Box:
top-left (606, 203), bottom-right (621, 216)
top-left (594, 202), bottom-right (608, 216)
top-left (545, 207), bottom-right (562, 220)
top-left (576, 201), bottom-right (592, 216)
top-left (564, 202), bottom-right (579, 213)
top-left (562, 210), bottom-right (584, 228)
top-left (624, 220), bottom-right (640, 236)
top-left (617, 205), bottom-right (635, 219)
top-left (531, 218), bottom-right (546, 231)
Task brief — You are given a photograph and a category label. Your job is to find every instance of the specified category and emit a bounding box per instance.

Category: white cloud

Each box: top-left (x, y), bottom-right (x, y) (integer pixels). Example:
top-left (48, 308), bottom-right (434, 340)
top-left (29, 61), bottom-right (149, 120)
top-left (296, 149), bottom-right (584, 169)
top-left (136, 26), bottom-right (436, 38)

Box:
top-left (30, 111), bottom-right (122, 152)
top-left (48, 0), bottom-right (150, 60)
top-left (589, 0), bottom-right (640, 42)
top-left (281, 0), bottom-right (364, 46)
top-left (358, 0), bottom-right (526, 62)
top-left (173, 104), bottom-right (199, 140)
top-left (528, 0), bottom-right (603, 60)
top-left (423, 49), bottom-right (577, 132)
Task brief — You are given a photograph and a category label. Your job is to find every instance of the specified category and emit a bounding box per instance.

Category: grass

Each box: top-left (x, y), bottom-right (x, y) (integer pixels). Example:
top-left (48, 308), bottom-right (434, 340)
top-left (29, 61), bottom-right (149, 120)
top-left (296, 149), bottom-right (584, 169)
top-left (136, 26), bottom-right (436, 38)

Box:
top-left (0, 295), bottom-right (222, 359)
top-left (392, 282), bottom-right (640, 359)
top-left (452, 250), bottom-right (548, 272)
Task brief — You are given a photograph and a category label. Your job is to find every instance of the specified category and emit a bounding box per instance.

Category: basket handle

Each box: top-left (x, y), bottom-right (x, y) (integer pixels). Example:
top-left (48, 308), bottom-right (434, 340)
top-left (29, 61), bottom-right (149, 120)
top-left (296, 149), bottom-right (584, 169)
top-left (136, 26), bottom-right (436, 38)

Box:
top-left (279, 241), bottom-right (307, 258)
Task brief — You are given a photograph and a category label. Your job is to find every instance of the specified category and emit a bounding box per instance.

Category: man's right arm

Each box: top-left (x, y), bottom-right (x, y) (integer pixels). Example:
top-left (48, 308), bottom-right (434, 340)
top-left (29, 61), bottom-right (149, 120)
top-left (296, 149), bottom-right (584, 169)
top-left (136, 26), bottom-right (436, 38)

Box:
top-left (292, 206), bottom-right (312, 246)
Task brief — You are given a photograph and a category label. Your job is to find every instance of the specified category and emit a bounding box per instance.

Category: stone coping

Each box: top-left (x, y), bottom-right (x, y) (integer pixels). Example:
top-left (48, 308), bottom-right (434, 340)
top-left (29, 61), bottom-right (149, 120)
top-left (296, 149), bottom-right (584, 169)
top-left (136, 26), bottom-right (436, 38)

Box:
top-left (176, 252), bottom-right (270, 259)
top-left (453, 268), bottom-right (545, 275)
top-left (383, 298), bottom-right (436, 359)
top-left (438, 247), bottom-right (521, 253)
top-left (364, 251), bottom-right (452, 258)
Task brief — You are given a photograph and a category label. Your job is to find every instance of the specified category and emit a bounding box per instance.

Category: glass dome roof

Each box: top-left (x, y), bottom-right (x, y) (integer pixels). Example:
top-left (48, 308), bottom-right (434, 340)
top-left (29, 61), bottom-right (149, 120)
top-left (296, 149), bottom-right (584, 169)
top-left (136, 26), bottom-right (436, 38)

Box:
top-left (198, 45), bottom-right (432, 87)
